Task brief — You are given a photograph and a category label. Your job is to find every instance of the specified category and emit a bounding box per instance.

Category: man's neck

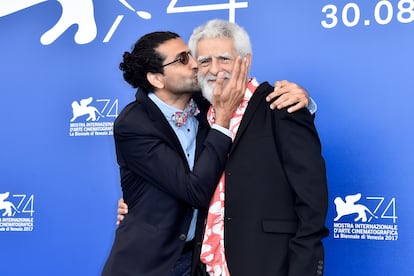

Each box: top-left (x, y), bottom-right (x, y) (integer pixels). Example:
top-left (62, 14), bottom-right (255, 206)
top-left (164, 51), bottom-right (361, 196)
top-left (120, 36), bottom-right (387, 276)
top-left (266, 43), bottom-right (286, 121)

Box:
top-left (153, 90), bottom-right (192, 110)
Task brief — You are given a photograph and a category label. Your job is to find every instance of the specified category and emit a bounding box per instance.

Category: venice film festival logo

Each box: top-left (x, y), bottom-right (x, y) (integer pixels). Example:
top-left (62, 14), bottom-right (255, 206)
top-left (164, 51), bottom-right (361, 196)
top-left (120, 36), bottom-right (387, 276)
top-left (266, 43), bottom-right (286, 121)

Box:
top-left (69, 97), bottom-right (119, 137)
top-left (0, 192), bottom-right (35, 232)
top-left (333, 193), bottom-right (398, 241)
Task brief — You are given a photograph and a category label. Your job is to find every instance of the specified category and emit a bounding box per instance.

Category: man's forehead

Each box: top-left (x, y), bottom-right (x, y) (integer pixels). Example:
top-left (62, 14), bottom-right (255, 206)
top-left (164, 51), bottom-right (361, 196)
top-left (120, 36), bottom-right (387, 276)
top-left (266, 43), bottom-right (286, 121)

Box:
top-left (197, 52), bottom-right (233, 61)
top-left (197, 37), bottom-right (235, 52)
top-left (157, 38), bottom-right (189, 56)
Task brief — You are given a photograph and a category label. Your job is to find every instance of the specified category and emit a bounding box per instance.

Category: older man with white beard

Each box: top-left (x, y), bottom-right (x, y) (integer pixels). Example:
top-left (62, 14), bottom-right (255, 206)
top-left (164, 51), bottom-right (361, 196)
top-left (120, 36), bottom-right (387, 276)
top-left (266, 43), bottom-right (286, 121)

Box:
top-left (189, 19), bottom-right (329, 276)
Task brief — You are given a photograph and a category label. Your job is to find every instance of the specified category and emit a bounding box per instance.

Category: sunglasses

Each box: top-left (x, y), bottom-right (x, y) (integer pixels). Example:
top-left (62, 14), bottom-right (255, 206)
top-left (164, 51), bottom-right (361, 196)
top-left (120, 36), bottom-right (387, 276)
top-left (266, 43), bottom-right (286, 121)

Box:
top-left (162, 51), bottom-right (192, 67)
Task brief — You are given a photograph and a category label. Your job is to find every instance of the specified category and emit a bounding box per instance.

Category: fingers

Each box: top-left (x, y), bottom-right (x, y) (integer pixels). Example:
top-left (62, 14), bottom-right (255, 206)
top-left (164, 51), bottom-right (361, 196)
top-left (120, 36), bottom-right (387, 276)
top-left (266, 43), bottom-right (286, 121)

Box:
top-left (215, 56), bottom-right (242, 96)
top-left (267, 80), bottom-right (310, 112)
top-left (118, 204), bottom-right (128, 214)
top-left (271, 93), bottom-right (309, 111)
top-left (212, 72), bottom-right (226, 98)
top-left (237, 56), bottom-right (248, 97)
top-left (286, 101), bottom-right (307, 113)
top-left (116, 215), bottom-right (124, 225)
top-left (118, 197), bottom-right (124, 206)
top-left (116, 198), bottom-right (128, 225)
top-left (212, 56), bottom-right (248, 128)
top-left (266, 80), bottom-right (288, 103)
top-left (227, 56), bottom-right (248, 100)
top-left (226, 56), bottom-right (248, 106)
top-left (118, 198), bottom-right (128, 211)
top-left (213, 56), bottom-right (247, 103)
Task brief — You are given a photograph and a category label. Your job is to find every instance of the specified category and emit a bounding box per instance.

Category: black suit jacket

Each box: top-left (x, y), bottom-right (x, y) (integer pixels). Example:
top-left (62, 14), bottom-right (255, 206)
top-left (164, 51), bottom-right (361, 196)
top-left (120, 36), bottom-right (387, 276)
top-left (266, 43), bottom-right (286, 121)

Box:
top-left (102, 91), bottom-right (230, 276)
top-left (223, 82), bottom-right (329, 276)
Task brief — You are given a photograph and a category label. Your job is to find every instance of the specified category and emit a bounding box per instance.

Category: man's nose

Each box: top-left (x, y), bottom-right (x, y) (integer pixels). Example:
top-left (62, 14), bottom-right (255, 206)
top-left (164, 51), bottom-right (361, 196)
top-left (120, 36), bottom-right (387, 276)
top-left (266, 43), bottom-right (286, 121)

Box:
top-left (189, 54), bottom-right (198, 69)
top-left (208, 58), bottom-right (221, 75)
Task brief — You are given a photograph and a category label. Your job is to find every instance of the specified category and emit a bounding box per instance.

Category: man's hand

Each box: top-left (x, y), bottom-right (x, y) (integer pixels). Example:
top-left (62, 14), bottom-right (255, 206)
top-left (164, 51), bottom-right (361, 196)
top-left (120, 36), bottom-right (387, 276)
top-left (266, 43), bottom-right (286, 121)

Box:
top-left (213, 56), bottom-right (249, 128)
top-left (116, 198), bottom-right (128, 225)
top-left (266, 80), bottom-right (310, 113)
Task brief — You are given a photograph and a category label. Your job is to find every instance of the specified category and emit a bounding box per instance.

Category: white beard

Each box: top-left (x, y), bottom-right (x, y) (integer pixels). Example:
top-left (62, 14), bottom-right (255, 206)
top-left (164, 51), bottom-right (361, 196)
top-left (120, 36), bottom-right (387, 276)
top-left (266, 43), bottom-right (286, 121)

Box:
top-left (199, 81), bottom-right (214, 103)
top-left (198, 72), bottom-right (232, 104)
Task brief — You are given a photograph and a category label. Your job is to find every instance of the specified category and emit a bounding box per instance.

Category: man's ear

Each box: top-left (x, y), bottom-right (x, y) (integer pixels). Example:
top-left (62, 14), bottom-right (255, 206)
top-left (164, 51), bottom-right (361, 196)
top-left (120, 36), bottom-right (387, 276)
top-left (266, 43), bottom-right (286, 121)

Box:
top-left (147, 72), bottom-right (164, 89)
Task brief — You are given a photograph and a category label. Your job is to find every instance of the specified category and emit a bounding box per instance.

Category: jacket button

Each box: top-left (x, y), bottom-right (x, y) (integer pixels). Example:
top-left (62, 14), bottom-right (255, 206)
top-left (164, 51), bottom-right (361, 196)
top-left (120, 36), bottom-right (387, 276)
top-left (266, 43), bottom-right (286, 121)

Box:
top-left (318, 260), bottom-right (324, 265)
top-left (179, 234), bottom-right (187, 241)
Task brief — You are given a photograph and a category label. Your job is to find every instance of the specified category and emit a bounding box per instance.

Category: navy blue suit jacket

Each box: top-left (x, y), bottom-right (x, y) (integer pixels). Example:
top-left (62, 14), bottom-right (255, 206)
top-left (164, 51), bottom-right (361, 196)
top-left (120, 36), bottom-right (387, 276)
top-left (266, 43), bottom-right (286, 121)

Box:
top-left (102, 91), bottom-right (230, 276)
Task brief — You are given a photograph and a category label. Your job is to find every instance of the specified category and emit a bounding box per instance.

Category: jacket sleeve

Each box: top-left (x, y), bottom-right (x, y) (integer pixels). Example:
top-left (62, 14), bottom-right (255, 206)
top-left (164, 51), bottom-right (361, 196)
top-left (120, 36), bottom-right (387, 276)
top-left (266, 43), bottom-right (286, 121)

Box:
top-left (272, 106), bottom-right (329, 276)
top-left (114, 112), bottom-right (231, 209)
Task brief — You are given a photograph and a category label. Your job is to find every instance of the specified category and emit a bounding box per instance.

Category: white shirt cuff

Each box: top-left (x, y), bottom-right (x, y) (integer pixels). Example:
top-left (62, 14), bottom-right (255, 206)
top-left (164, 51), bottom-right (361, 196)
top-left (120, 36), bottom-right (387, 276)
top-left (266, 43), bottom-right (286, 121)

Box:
top-left (308, 97), bottom-right (317, 115)
top-left (212, 124), bottom-right (232, 138)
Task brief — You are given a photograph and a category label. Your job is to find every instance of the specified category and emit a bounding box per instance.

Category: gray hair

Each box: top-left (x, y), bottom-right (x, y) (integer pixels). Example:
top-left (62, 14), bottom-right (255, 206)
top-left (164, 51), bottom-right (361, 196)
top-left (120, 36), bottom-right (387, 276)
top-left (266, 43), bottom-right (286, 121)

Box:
top-left (188, 19), bottom-right (252, 58)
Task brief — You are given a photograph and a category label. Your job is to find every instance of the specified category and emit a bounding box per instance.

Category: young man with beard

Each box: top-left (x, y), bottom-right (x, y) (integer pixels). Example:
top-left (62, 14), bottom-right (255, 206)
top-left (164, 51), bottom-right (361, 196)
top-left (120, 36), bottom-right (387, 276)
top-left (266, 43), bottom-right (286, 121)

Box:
top-left (102, 31), bottom-right (248, 276)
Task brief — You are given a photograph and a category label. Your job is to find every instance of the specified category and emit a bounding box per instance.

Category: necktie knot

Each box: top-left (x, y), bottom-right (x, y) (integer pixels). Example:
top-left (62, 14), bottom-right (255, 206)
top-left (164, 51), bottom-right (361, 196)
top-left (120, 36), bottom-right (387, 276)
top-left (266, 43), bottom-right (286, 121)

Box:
top-left (172, 99), bottom-right (200, 127)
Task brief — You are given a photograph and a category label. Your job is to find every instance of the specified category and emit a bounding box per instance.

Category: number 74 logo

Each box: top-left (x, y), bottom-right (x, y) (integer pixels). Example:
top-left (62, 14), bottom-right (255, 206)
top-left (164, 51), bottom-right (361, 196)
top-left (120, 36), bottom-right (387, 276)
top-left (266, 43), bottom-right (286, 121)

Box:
top-left (167, 0), bottom-right (248, 22)
top-left (334, 193), bottom-right (397, 224)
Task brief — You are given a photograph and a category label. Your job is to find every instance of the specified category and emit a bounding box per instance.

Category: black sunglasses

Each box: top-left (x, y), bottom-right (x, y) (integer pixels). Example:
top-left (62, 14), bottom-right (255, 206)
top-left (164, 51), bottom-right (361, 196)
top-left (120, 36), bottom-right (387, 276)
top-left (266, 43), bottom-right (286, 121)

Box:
top-left (162, 51), bottom-right (192, 67)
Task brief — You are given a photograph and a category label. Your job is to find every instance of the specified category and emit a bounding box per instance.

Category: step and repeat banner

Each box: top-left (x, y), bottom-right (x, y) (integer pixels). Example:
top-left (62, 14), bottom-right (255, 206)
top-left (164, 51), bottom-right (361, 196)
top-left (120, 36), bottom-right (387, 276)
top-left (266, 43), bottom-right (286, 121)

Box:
top-left (1, 1), bottom-right (412, 275)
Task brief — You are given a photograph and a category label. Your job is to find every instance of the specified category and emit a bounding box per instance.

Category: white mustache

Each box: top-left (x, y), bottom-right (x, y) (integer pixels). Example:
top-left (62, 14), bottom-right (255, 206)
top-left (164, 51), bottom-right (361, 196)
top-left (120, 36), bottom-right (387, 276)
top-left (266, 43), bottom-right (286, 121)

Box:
top-left (205, 72), bottom-right (232, 81)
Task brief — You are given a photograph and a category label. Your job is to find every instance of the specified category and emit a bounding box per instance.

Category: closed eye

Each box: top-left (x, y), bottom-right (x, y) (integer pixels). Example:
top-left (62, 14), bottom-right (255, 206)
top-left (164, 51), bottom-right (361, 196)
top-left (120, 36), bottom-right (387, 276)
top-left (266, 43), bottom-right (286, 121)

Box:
top-left (219, 56), bottom-right (231, 62)
top-left (198, 58), bottom-right (211, 67)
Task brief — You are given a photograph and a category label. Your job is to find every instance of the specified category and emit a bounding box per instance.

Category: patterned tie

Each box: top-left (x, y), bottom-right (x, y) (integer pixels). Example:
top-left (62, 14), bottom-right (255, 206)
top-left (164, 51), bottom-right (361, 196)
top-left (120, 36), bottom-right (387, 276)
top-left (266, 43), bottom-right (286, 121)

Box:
top-left (171, 98), bottom-right (200, 127)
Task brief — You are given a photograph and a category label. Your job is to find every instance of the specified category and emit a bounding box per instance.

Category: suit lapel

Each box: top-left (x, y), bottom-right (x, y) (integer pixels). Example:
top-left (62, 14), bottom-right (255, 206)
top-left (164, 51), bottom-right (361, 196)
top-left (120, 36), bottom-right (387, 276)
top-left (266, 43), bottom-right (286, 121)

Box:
top-left (193, 94), bottom-right (211, 159)
top-left (136, 91), bottom-right (184, 157)
top-left (136, 90), bottom-right (211, 162)
top-left (230, 82), bottom-right (272, 154)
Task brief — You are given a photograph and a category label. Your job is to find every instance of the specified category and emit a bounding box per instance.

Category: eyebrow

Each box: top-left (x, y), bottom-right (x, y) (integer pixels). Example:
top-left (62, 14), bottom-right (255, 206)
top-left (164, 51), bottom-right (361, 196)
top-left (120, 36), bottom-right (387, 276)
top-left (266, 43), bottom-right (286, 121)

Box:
top-left (197, 52), bottom-right (233, 62)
